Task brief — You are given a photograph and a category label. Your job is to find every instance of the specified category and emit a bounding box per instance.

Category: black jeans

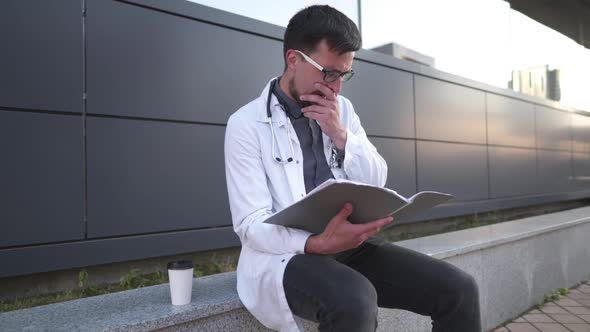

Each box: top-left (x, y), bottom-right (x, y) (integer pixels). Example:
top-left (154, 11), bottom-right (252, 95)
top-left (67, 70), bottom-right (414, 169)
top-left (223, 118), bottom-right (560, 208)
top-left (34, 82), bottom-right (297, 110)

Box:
top-left (283, 238), bottom-right (482, 332)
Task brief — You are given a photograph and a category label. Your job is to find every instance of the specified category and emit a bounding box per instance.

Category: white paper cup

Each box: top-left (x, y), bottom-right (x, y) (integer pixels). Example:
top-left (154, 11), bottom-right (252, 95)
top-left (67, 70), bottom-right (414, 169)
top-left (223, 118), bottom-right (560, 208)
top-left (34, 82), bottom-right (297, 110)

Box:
top-left (167, 260), bottom-right (194, 305)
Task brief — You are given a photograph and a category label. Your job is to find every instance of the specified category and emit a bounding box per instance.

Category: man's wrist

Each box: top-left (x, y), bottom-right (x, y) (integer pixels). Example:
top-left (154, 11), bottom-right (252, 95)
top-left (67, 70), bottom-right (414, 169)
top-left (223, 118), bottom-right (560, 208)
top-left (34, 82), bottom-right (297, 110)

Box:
top-left (332, 128), bottom-right (347, 151)
top-left (304, 235), bottom-right (323, 254)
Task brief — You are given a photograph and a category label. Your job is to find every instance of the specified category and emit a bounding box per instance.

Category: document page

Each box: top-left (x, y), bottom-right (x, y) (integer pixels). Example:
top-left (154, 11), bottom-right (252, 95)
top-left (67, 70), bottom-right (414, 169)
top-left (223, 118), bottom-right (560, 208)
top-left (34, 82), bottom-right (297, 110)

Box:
top-left (264, 179), bottom-right (453, 234)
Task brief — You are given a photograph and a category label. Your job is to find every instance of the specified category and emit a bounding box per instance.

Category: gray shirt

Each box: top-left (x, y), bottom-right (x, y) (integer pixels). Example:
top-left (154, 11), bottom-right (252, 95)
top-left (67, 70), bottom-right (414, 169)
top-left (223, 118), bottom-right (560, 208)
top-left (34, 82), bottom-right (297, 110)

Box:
top-left (273, 79), bottom-right (339, 193)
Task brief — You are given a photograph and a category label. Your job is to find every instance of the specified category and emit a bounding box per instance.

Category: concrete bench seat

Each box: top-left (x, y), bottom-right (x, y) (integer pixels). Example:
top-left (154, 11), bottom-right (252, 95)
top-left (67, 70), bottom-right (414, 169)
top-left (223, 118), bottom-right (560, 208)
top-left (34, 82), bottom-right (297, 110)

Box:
top-left (2, 206), bottom-right (590, 332)
top-left (0, 272), bottom-right (259, 332)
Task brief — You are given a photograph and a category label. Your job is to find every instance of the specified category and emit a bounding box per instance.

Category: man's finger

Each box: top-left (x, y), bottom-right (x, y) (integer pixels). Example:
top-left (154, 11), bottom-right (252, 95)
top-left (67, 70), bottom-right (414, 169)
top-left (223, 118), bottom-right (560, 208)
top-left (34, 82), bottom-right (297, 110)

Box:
top-left (302, 111), bottom-right (328, 123)
top-left (357, 216), bottom-right (393, 233)
top-left (314, 83), bottom-right (336, 100)
top-left (301, 105), bottom-right (327, 114)
top-left (359, 223), bottom-right (385, 241)
top-left (300, 94), bottom-right (330, 106)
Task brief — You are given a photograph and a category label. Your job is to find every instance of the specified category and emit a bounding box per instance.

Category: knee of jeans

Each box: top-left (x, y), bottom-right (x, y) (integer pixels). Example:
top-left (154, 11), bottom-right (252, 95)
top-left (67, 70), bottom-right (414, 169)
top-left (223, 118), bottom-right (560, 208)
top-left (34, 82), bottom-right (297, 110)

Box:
top-left (450, 270), bottom-right (479, 306)
top-left (460, 271), bottom-right (479, 298)
top-left (332, 280), bottom-right (378, 324)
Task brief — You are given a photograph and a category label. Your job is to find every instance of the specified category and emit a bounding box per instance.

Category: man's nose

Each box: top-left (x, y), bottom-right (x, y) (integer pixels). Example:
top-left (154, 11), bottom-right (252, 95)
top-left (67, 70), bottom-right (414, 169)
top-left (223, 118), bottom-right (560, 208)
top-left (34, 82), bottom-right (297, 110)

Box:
top-left (327, 77), bottom-right (342, 95)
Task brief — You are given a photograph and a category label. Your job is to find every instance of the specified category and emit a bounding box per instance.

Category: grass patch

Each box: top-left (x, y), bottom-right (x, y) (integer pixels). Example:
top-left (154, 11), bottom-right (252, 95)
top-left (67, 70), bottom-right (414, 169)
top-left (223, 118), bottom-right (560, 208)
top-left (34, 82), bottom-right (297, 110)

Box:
top-left (543, 287), bottom-right (569, 303)
top-left (381, 211), bottom-right (503, 242)
top-left (0, 260), bottom-right (235, 313)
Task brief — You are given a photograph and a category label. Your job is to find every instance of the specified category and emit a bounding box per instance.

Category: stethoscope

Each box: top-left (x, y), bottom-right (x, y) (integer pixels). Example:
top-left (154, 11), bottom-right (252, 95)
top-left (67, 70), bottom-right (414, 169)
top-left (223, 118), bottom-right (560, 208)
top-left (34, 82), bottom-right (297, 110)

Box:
top-left (266, 78), bottom-right (342, 168)
top-left (267, 78), bottom-right (295, 164)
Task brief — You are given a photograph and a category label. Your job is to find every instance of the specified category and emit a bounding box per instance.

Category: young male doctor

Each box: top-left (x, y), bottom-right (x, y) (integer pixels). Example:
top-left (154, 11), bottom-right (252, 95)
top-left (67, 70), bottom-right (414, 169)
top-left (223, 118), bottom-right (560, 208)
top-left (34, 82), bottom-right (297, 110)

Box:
top-left (224, 5), bottom-right (482, 332)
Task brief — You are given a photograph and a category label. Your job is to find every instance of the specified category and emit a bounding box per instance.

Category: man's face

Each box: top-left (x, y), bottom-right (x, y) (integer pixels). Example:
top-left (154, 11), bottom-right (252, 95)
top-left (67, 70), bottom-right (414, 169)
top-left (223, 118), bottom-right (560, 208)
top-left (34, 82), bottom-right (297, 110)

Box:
top-left (287, 39), bottom-right (354, 107)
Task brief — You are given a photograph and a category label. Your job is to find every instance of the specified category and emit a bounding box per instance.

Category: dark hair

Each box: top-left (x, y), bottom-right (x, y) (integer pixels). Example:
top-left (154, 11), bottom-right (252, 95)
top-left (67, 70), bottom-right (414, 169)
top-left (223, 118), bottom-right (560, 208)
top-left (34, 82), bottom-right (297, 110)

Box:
top-left (283, 5), bottom-right (361, 69)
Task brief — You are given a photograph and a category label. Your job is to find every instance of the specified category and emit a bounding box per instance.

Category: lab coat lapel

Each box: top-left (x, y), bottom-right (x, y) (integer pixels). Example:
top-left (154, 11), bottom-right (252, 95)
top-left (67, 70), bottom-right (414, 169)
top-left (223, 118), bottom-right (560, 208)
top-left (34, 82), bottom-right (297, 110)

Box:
top-left (278, 110), bottom-right (305, 203)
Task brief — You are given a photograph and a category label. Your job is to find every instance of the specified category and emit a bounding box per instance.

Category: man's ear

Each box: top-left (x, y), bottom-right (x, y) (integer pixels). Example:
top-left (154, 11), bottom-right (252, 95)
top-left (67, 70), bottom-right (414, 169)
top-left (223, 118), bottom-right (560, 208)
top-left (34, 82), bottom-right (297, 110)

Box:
top-left (285, 49), bottom-right (299, 71)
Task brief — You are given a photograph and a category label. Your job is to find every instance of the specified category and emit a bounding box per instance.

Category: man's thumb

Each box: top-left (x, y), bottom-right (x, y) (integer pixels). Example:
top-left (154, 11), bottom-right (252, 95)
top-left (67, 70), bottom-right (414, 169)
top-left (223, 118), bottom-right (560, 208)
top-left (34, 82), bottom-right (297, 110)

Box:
top-left (337, 203), bottom-right (354, 220)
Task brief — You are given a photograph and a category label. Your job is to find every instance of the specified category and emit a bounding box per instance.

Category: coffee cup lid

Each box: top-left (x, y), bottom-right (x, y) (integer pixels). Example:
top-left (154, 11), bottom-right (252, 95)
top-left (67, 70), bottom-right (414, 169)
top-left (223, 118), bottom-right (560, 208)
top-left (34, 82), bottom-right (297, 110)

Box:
top-left (167, 260), bottom-right (194, 270)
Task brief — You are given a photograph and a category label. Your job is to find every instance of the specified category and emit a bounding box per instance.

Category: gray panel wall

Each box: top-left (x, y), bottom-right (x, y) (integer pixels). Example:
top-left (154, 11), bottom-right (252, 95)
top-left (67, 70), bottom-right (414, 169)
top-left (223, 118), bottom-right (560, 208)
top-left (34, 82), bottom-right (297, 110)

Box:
top-left (415, 76), bottom-right (487, 144)
top-left (487, 94), bottom-right (536, 148)
top-left (536, 106), bottom-right (572, 151)
top-left (86, 0), bottom-right (283, 123)
top-left (0, 111), bottom-right (84, 247)
top-left (573, 152), bottom-right (590, 190)
top-left (572, 114), bottom-right (590, 153)
top-left (417, 141), bottom-right (489, 201)
top-left (87, 118), bottom-right (229, 238)
top-left (537, 150), bottom-right (574, 193)
top-left (488, 147), bottom-right (537, 198)
top-left (1, 0), bottom-right (590, 277)
top-left (369, 138), bottom-right (416, 197)
top-left (0, 0), bottom-right (83, 113)
top-left (571, 114), bottom-right (590, 190)
top-left (343, 62), bottom-right (414, 138)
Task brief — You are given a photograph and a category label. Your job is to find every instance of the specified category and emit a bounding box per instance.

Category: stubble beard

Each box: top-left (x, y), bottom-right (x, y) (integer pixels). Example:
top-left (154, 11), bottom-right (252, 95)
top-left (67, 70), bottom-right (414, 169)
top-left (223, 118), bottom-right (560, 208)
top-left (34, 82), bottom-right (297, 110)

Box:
top-left (288, 77), bottom-right (317, 108)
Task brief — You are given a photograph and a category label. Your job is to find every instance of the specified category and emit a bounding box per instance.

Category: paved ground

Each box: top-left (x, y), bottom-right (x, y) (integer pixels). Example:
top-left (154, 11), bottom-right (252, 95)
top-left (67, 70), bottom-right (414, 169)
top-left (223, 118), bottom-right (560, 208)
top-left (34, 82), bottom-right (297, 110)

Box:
top-left (493, 281), bottom-right (590, 332)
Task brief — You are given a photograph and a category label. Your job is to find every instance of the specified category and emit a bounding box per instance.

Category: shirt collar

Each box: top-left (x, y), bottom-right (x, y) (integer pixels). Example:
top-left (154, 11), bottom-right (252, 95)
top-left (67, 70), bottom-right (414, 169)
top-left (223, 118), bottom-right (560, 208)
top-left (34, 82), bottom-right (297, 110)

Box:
top-left (272, 77), bottom-right (303, 119)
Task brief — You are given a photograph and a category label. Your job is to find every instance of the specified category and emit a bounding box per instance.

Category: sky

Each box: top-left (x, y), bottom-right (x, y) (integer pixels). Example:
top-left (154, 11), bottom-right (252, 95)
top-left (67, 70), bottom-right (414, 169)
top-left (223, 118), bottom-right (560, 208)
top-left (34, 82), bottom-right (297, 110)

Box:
top-left (190, 0), bottom-right (589, 111)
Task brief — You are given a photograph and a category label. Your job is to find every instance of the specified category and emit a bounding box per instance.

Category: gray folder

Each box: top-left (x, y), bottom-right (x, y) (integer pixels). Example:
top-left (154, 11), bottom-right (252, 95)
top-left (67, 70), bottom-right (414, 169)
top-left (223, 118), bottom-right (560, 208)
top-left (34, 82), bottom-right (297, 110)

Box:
top-left (264, 179), bottom-right (453, 234)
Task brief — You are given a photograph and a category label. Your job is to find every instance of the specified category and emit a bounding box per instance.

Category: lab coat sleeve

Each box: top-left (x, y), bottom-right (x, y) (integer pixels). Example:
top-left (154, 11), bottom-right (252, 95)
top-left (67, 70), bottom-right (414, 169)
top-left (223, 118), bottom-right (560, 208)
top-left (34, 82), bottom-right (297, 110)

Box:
top-left (224, 112), bottom-right (311, 255)
top-left (341, 98), bottom-right (388, 187)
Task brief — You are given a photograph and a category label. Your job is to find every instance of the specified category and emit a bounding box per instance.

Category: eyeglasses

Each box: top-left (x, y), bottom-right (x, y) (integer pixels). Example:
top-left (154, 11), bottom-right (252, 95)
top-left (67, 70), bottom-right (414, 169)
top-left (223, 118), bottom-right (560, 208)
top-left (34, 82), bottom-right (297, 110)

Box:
top-left (294, 50), bottom-right (355, 83)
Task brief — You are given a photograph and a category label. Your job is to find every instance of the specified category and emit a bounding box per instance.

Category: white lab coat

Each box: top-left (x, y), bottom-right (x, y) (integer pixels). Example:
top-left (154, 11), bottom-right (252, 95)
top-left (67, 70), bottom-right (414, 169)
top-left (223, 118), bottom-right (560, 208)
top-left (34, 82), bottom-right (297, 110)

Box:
top-left (224, 78), bottom-right (388, 331)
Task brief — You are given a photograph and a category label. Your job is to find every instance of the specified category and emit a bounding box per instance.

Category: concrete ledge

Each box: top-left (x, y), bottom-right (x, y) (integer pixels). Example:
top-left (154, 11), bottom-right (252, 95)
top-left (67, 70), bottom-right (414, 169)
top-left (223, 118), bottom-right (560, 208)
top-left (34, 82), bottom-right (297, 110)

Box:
top-left (2, 206), bottom-right (590, 331)
top-left (398, 204), bottom-right (590, 260)
top-left (394, 205), bottom-right (590, 331)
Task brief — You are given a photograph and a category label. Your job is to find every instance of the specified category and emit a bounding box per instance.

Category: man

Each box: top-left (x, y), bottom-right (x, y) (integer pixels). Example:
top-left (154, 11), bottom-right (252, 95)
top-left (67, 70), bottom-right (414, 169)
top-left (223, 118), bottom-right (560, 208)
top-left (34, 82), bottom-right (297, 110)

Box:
top-left (224, 5), bottom-right (481, 332)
